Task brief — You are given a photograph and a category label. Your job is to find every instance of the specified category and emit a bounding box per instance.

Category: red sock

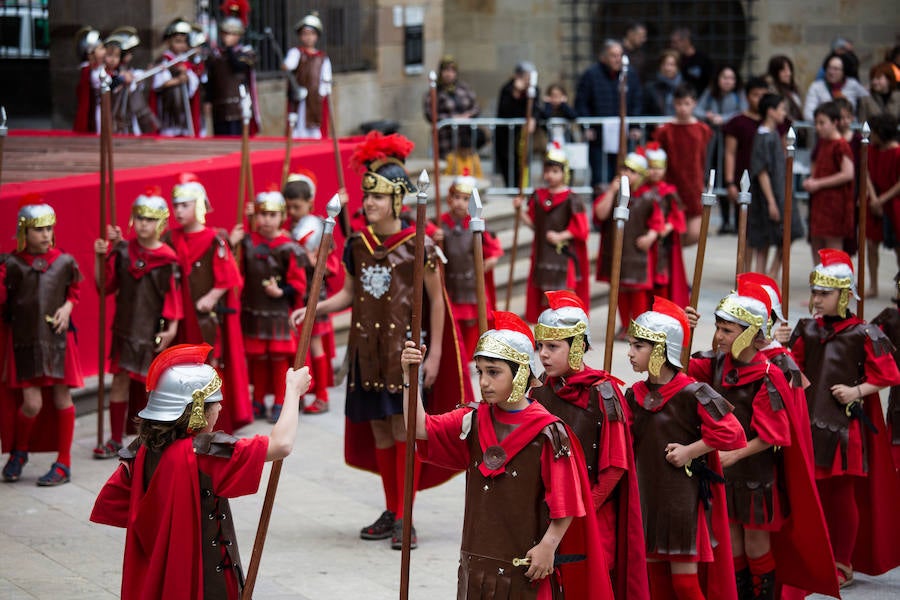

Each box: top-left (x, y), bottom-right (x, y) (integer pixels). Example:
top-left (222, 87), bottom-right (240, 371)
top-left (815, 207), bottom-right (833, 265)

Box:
top-left (375, 446), bottom-right (399, 514)
top-left (817, 477), bottom-right (859, 564)
top-left (647, 562), bottom-right (676, 600)
top-left (251, 359), bottom-right (268, 406)
top-left (394, 440), bottom-right (421, 522)
top-left (671, 573), bottom-right (705, 600)
top-left (617, 292), bottom-right (632, 330)
top-left (14, 408), bottom-right (37, 452)
top-left (109, 401), bottom-right (128, 444)
top-left (747, 551), bottom-right (775, 575)
top-left (271, 357), bottom-right (289, 406)
top-left (312, 355), bottom-right (330, 402)
top-left (733, 554), bottom-right (749, 573)
top-left (56, 405), bottom-right (75, 468)
top-left (460, 321), bottom-right (479, 360)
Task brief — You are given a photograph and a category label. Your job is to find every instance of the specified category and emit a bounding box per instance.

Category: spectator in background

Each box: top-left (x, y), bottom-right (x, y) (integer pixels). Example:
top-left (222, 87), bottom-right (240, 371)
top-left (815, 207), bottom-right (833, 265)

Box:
top-left (803, 53), bottom-right (869, 121)
top-left (495, 61), bottom-right (539, 188)
top-left (422, 55), bottom-right (482, 159)
top-left (857, 62), bottom-right (900, 123)
top-left (887, 45), bottom-right (900, 84)
top-left (670, 27), bottom-right (713, 96)
top-left (643, 49), bottom-right (683, 117)
top-left (575, 39), bottom-right (642, 190)
top-left (815, 37), bottom-right (860, 81)
top-left (766, 55), bottom-right (804, 123)
top-left (695, 64), bottom-right (746, 126)
top-left (621, 21), bottom-right (649, 83)
top-left (537, 83), bottom-right (578, 145)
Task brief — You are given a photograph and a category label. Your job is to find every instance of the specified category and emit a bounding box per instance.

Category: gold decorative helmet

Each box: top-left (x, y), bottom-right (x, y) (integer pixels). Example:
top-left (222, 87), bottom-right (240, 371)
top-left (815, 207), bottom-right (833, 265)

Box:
top-left (644, 142), bottom-right (667, 169)
top-left (350, 131), bottom-right (416, 217)
top-left (714, 284), bottom-right (772, 359)
top-left (142, 344), bottom-right (222, 432)
top-left (132, 186), bottom-right (170, 235)
top-left (171, 172), bottom-right (212, 224)
top-left (255, 183), bottom-right (286, 213)
top-left (108, 26), bottom-right (140, 51)
top-left (535, 290), bottom-right (591, 371)
top-left (474, 311), bottom-right (537, 404)
top-left (737, 272), bottom-right (785, 329)
top-left (623, 149), bottom-right (648, 177)
top-left (628, 296), bottom-right (691, 376)
top-left (544, 141), bottom-right (571, 185)
top-left (16, 193), bottom-right (56, 252)
top-left (809, 249), bottom-right (858, 318)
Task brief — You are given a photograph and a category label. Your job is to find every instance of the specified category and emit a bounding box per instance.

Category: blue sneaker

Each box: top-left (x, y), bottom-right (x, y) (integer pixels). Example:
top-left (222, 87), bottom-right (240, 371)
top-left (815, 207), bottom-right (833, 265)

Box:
top-left (36, 462), bottom-right (70, 487)
top-left (2, 450), bottom-right (28, 482)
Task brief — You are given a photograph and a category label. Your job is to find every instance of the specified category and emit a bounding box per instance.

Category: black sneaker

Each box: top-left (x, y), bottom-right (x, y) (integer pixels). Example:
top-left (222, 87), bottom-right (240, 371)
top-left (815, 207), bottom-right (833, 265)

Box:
top-left (360, 510), bottom-right (396, 540)
top-left (36, 462), bottom-right (70, 487)
top-left (391, 519), bottom-right (417, 550)
top-left (2, 450), bottom-right (28, 482)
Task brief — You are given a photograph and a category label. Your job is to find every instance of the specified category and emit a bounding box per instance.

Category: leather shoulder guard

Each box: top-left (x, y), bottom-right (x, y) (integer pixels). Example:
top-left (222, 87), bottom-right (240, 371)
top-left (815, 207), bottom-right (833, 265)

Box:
top-left (687, 381), bottom-right (734, 421)
top-left (763, 375), bottom-right (786, 412)
top-left (597, 380), bottom-right (624, 422)
top-left (770, 352), bottom-right (803, 387)
top-left (540, 421), bottom-right (572, 460)
top-left (692, 349), bottom-right (718, 360)
top-left (118, 438), bottom-right (142, 460)
top-left (864, 323), bottom-right (895, 358)
top-left (193, 431), bottom-right (239, 458)
top-left (788, 319), bottom-right (812, 349)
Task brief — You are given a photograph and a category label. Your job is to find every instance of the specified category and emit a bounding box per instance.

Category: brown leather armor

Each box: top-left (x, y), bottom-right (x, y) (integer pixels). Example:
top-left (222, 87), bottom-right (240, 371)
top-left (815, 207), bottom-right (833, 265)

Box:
top-left (459, 411), bottom-right (567, 599)
top-left (239, 237), bottom-right (299, 341)
top-left (701, 351), bottom-right (788, 526)
top-left (599, 191), bottom-right (655, 285)
top-left (293, 51), bottom-right (324, 126)
top-left (175, 234), bottom-right (230, 347)
top-left (626, 381), bottom-right (731, 555)
top-left (651, 189), bottom-right (675, 282)
top-left (157, 62), bottom-right (192, 133)
top-left (531, 375), bottom-right (624, 485)
top-left (109, 242), bottom-right (177, 377)
top-left (4, 253), bottom-right (79, 381)
top-left (791, 318), bottom-right (893, 470)
top-left (872, 308), bottom-right (900, 444)
top-left (768, 350), bottom-right (804, 388)
top-left (347, 232), bottom-right (436, 395)
top-left (441, 221), bottom-right (477, 305)
top-left (205, 46), bottom-right (253, 123)
top-left (532, 192), bottom-right (585, 291)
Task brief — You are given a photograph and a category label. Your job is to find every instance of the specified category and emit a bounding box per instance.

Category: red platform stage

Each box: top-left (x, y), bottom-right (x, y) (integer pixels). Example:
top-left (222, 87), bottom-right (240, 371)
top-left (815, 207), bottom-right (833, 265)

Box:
top-left (0, 131), bottom-right (363, 380)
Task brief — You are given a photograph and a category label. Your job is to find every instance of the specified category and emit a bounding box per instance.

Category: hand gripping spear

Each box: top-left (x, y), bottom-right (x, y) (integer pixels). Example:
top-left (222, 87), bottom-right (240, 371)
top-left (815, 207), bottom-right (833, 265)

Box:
top-left (469, 188), bottom-right (489, 335)
top-left (400, 170), bottom-right (431, 600)
top-left (323, 76), bottom-right (352, 238)
top-left (0, 106), bottom-right (7, 184)
top-left (616, 55), bottom-right (630, 172)
top-left (604, 175), bottom-right (630, 372)
top-left (429, 70), bottom-right (443, 222)
top-left (734, 171), bottom-right (751, 280)
top-left (241, 194), bottom-right (342, 600)
top-left (681, 170), bottom-right (717, 368)
top-left (857, 122), bottom-right (871, 319)
top-left (781, 128), bottom-right (796, 320)
top-left (505, 69), bottom-right (538, 311)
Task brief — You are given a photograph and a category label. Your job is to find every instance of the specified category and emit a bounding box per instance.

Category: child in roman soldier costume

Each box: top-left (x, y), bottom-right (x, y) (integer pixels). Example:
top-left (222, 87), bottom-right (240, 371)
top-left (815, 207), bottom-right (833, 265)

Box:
top-left (514, 143), bottom-right (591, 322)
top-left (431, 172), bottom-right (503, 357)
top-left (283, 169), bottom-right (318, 231)
top-left (401, 313), bottom-right (614, 599)
top-left (644, 143), bottom-right (690, 306)
top-left (282, 12), bottom-right (331, 139)
top-left (231, 186), bottom-right (306, 422)
top-left (93, 188), bottom-right (183, 459)
top-left (152, 18), bottom-right (202, 137)
top-left (165, 173), bottom-right (251, 433)
top-left (292, 214), bottom-right (340, 414)
top-left (871, 273), bottom-right (900, 470)
top-left (691, 285), bottom-right (838, 599)
top-left (531, 290), bottom-right (649, 600)
top-left (290, 131), bottom-right (473, 549)
top-left (595, 150), bottom-right (665, 337)
top-left (1, 196), bottom-right (83, 486)
top-left (788, 249), bottom-right (900, 588)
top-left (626, 297), bottom-right (746, 600)
top-left (91, 344), bottom-right (311, 600)
top-left (105, 27), bottom-right (159, 135)
top-left (73, 26), bottom-right (104, 133)
top-left (205, 3), bottom-right (259, 136)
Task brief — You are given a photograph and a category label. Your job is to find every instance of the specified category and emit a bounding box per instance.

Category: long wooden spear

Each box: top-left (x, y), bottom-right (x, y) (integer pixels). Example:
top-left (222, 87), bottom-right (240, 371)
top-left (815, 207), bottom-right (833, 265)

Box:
top-left (781, 128), bottom-right (796, 320)
top-left (681, 170), bottom-right (717, 368)
top-left (96, 76), bottom-right (112, 447)
top-left (734, 170), bottom-right (751, 281)
top-left (280, 113), bottom-right (298, 188)
top-left (235, 84), bottom-right (253, 266)
top-left (324, 76), bottom-right (352, 238)
top-left (429, 70), bottom-right (443, 223)
top-left (400, 170), bottom-right (430, 600)
top-left (0, 107), bottom-right (7, 185)
top-left (469, 187), bottom-right (489, 334)
top-left (857, 122), bottom-right (871, 319)
top-left (616, 55), bottom-right (630, 173)
top-left (241, 194), bottom-right (342, 600)
top-left (505, 69), bottom-right (537, 311)
top-left (604, 175), bottom-right (630, 372)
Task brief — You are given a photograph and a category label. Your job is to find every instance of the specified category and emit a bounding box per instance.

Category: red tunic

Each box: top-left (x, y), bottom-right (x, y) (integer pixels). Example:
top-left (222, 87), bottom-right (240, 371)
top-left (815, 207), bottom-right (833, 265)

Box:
top-left (653, 122), bottom-right (714, 217)
top-left (90, 435), bottom-right (268, 600)
top-left (74, 63), bottom-right (96, 133)
top-left (870, 144), bottom-right (900, 242)
top-left (420, 402), bottom-right (614, 600)
top-left (439, 213), bottom-right (503, 321)
top-left (651, 181), bottom-right (690, 306)
top-left (808, 138), bottom-right (855, 239)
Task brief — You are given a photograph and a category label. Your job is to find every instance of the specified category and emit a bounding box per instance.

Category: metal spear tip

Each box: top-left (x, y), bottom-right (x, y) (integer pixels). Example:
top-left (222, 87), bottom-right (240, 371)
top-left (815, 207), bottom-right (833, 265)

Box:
top-left (429, 70), bottom-right (437, 85)
top-left (417, 169), bottom-right (430, 191)
top-left (740, 170), bottom-right (750, 193)
top-left (468, 188), bottom-right (483, 219)
top-left (288, 112), bottom-right (298, 126)
top-left (861, 121), bottom-right (871, 141)
top-left (239, 84), bottom-right (248, 99)
top-left (326, 193), bottom-right (343, 219)
top-left (622, 54), bottom-right (630, 69)
top-left (708, 169), bottom-right (716, 192)
top-left (619, 175), bottom-right (630, 205)
top-left (786, 127), bottom-right (796, 146)
top-left (0, 106), bottom-right (6, 129)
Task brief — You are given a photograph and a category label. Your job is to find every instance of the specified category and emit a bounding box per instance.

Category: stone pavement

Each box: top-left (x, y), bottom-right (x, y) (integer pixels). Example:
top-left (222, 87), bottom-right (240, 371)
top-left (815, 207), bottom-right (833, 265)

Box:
top-left (2, 228), bottom-right (900, 599)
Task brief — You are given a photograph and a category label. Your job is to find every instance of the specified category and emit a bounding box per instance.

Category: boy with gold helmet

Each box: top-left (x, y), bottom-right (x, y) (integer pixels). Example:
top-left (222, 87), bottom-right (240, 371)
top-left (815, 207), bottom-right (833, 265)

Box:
top-left (531, 290), bottom-right (649, 600)
top-left (282, 11), bottom-right (331, 139)
top-left (1, 195), bottom-right (83, 486)
top-left (788, 249), bottom-right (900, 588)
top-left (92, 187), bottom-right (183, 459)
top-left (625, 297), bottom-right (745, 600)
top-left (91, 343), bottom-right (311, 599)
top-left (401, 311), bottom-right (614, 599)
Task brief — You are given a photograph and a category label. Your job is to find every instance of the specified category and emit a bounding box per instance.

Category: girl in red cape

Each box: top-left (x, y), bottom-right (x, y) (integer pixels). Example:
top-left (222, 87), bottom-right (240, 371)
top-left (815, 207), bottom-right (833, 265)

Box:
top-left (91, 344), bottom-right (311, 600)
top-left (627, 296), bottom-right (746, 600)
top-left (402, 312), bottom-right (613, 600)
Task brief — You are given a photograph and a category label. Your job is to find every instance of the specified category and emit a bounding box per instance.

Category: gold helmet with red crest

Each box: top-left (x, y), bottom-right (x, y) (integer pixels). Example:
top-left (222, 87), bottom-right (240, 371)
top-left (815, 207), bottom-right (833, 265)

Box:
top-left (535, 290), bottom-right (591, 370)
top-left (350, 131), bottom-right (416, 217)
top-left (16, 193), bottom-right (56, 252)
top-left (628, 296), bottom-right (691, 376)
top-left (474, 311), bottom-right (537, 404)
top-left (141, 344), bottom-right (222, 432)
top-left (809, 248), bottom-right (858, 318)
top-left (715, 284), bottom-right (772, 359)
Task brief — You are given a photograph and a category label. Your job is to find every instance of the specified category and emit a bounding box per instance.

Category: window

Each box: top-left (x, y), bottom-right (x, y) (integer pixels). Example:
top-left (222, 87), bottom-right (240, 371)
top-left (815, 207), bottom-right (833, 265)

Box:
top-left (0, 0), bottom-right (50, 59)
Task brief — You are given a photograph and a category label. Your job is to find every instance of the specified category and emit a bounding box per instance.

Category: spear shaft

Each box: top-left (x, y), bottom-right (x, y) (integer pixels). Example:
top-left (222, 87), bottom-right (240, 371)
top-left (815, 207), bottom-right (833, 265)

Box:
top-left (857, 123), bottom-right (871, 319)
top-left (616, 55), bottom-right (630, 172)
top-left (324, 78), bottom-right (351, 238)
top-left (96, 79), bottom-right (112, 447)
top-left (781, 128), bottom-right (796, 320)
top-left (735, 171), bottom-right (751, 281)
top-left (604, 176), bottom-right (630, 372)
top-left (470, 188), bottom-right (489, 334)
top-left (429, 71), bottom-right (442, 222)
top-left (682, 171), bottom-right (717, 369)
top-left (0, 107), bottom-right (8, 186)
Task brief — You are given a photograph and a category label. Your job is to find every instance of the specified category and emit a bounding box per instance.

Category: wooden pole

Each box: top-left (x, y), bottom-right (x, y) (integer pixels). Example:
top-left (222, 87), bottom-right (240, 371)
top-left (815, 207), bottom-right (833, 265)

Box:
top-left (280, 113), bottom-right (298, 189)
top-left (505, 69), bottom-right (537, 311)
top-left (324, 77), bottom-right (352, 238)
top-left (469, 188), bottom-right (489, 335)
top-left (857, 122), bottom-right (871, 319)
top-left (604, 175), bottom-right (631, 372)
top-left (96, 78), bottom-right (112, 447)
top-left (781, 128), bottom-right (796, 320)
top-left (681, 170), bottom-right (717, 369)
top-left (241, 195), bottom-right (343, 600)
top-left (616, 55), bottom-right (630, 173)
top-left (400, 171), bottom-right (430, 600)
top-left (235, 85), bottom-right (252, 264)
top-left (0, 107), bottom-right (8, 185)
top-left (735, 171), bottom-right (751, 281)
top-left (429, 71), bottom-right (443, 222)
